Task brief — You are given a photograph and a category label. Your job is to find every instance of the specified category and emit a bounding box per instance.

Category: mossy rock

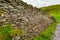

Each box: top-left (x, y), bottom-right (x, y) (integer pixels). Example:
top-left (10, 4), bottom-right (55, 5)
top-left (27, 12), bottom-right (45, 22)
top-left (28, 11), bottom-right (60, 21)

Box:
top-left (11, 28), bottom-right (25, 36)
top-left (0, 10), bottom-right (4, 16)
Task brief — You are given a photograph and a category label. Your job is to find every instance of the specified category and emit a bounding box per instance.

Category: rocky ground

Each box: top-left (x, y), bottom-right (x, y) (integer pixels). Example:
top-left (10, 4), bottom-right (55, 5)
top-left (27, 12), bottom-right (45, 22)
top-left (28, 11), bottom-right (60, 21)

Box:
top-left (0, 0), bottom-right (55, 40)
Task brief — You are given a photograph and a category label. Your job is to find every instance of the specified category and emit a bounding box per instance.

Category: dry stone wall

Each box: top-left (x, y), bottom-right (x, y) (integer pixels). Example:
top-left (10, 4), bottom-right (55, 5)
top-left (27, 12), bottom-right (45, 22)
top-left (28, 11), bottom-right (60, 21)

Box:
top-left (0, 0), bottom-right (54, 40)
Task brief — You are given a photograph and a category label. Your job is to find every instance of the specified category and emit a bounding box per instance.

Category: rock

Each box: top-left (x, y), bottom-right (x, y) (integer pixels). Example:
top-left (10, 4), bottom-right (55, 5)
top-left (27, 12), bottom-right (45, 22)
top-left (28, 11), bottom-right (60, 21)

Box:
top-left (0, 0), bottom-right (54, 40)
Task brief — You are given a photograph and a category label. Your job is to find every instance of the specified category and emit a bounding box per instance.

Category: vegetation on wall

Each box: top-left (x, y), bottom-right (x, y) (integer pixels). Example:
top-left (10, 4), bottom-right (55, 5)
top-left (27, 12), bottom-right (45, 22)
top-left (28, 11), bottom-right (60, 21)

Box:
top-left (0, 10), bottom-right (4, 16)
top-left (0, 23), bottom-right (25, 40)
top-left (0, 23), bottom-right (12, 40)
top-left (0, 0), bottom-right (59, 40)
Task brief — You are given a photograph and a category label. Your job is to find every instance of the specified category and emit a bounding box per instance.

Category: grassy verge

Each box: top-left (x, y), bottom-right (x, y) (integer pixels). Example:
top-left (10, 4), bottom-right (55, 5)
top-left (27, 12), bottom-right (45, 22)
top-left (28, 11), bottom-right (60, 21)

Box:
top-left (50, 10), bottom-right (60, 23)
top-left (33, 23), bottom-right (57, 40)
top-left (33, 4), bottom-right (60, 40)
top-left (41, 4), bottom-right (60, 23)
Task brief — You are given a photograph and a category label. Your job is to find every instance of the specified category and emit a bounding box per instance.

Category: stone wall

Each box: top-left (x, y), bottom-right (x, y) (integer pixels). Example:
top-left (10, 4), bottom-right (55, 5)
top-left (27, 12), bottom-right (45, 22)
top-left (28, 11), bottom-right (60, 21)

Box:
top-left (0, 0), bottom-right (54, 40)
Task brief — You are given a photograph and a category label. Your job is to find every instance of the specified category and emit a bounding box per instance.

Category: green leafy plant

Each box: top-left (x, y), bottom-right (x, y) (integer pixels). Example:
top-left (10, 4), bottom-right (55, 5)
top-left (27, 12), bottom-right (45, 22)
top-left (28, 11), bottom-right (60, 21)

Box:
top-left (0, 23), bottom-right (12, 40)
top-left (0, 23), bottom-right (12, 35)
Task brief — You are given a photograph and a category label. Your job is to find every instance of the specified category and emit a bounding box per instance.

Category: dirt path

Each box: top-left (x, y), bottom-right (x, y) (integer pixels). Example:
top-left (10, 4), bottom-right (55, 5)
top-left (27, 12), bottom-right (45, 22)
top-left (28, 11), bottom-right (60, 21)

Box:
top-left (53, 24), bottom-right (60, 40)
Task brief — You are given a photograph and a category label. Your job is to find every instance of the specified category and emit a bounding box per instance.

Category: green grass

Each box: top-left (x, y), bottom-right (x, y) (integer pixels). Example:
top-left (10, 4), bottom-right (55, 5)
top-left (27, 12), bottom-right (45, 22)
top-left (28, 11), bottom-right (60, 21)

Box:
top-left (0, 4), bottom-right (59, 40)
top-left (33, 23), bottom-right (57, 40)
top-left (33, 4), bottom-right (60, 40)
top-left (0, 23), bottom-right (12, 40)
top-left (0, 23), bottom-right (25, 40)
top-left (50, 10), bottom-right (60, 23)
top-left (41, 4), bottom-right (60, 23)
top-left (0, 23), bottom-right (12, 35)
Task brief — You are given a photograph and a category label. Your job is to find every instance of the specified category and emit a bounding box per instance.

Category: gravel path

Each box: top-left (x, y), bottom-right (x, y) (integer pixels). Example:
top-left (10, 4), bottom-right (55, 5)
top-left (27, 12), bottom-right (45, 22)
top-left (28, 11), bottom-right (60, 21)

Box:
top-left (53, 24), bottom-right (60, 40)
